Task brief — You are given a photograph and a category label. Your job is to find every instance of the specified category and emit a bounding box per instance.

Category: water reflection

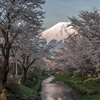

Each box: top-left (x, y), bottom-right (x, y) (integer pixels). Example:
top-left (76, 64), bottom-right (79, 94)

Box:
top-left (41, 76), bottom-right (76, 100)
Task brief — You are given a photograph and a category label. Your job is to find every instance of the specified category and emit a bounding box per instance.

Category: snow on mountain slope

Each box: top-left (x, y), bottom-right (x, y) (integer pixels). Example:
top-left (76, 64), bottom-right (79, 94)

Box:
top-left (41, 22), bottom-right (77, 44)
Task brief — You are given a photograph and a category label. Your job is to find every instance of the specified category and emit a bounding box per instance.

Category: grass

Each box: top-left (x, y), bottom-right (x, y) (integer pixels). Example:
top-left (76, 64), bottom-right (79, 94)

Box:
top-left (0, 75), bottom-right (49, 100)
top-left (82, 95), bottom-right (100, 100)
top-left (53, 71), bottom-right (100, 100)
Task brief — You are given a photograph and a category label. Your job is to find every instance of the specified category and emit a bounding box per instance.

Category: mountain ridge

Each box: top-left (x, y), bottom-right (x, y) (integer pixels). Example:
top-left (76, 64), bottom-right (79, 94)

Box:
top-left (41, 22), bottom-right (77, 44)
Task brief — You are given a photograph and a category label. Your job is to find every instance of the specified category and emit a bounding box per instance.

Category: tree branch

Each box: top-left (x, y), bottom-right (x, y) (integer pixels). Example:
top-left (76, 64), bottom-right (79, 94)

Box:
top-left (27, 59), bottom-right (36, 69)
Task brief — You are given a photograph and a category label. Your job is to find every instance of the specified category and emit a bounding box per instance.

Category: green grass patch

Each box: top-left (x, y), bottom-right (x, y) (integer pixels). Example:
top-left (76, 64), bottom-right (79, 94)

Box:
top-left (6, 75), bottom-right (48, 100)
top-left (53, 71), bottom-right (100, 100)
top-left (82, 95), bottom-right (100, 100)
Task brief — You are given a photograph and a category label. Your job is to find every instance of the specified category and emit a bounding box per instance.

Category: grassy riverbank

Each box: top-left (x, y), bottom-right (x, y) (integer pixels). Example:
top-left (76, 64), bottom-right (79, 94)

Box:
top-left (53, 71), bottom-right (100, 100)
top-left (0, 75), bottom-right (48, 100)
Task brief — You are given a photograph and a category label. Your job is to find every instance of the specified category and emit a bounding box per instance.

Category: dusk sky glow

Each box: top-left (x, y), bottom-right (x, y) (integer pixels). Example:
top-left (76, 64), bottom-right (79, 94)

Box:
top-left (43, 0), bottom-right (100, 30)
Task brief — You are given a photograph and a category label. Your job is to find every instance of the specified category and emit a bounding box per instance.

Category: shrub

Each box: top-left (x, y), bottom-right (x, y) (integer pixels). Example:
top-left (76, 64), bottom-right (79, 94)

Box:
top-left (22, 79), bottom-right (35, 88)
top-left (23, 66), bottom-right (41, 88)
top-left (6, 77), bottom-right (19, 91)
top-left (27, 66), bottom-right (41, 81)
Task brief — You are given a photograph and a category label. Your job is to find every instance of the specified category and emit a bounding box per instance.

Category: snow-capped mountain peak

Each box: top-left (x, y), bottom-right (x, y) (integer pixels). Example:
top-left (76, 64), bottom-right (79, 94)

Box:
top-left (41, 22), bottom-right (77, 44)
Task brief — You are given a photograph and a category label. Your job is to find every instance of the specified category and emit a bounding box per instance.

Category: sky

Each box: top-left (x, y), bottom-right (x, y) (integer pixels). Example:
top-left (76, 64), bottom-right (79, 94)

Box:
top-left (42, 0), bottom-right (100, 30)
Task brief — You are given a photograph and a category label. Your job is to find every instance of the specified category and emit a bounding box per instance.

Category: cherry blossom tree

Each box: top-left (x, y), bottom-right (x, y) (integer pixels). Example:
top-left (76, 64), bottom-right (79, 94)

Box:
top-left (15, 38), bottom-right (52, 82)
top-left (55, 26), bottom-right (100, 77)
top-left (0, 0), bottom-right (45, 89)
top-left (68, 8), bottom-right (100, 77)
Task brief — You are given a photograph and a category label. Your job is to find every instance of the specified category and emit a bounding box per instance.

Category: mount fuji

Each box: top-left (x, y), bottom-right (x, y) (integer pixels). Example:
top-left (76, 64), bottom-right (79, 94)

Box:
top-left (41, 22), bottom-right (77, 50)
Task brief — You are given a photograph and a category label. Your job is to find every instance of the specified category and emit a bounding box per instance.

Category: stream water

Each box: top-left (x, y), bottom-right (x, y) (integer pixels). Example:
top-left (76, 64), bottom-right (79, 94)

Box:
top-left (40, 76), bottom-right (78, 100)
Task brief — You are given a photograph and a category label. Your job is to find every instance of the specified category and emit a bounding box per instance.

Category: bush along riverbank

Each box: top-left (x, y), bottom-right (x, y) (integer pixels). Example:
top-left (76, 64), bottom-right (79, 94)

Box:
top-left (53, 71), bottom-right (100, 100)
top-left (0, 73), bottom-right (49, 100)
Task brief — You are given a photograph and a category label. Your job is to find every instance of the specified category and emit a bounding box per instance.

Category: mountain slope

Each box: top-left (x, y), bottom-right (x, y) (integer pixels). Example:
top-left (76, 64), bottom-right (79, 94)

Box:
top-left (41, 22), bottom-right (77, 44)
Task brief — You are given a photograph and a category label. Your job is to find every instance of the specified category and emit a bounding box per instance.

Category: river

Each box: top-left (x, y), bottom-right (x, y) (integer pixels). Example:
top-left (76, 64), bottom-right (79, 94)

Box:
top-left (40, 76), bottom-right (78, 100)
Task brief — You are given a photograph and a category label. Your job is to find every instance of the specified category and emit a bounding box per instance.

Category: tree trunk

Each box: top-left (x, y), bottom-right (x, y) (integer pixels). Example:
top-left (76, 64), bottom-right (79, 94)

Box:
top-left (1, 43), bottom-right (10, 89)
top-left (83, 70), bottom-right (87, 76)
top-left (80, 69), bottom-right (83, 82)
top-left (1, 59), bottom-right (8, 89)
top-left (22, 68), bottom-right (27, 82)
top-left (91, 72), bottom-right (93, 77)
top-left (95, 70), bottom-right (98, 77)
top-left (13, 62), bottom-right (15, 78)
